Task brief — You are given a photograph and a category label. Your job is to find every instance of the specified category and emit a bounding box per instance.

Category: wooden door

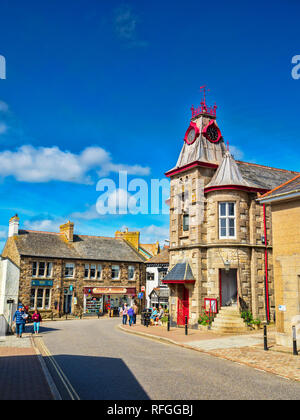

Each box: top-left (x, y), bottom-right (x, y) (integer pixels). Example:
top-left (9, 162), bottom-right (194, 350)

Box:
top-left (177, 286), bottom-right (189, 325)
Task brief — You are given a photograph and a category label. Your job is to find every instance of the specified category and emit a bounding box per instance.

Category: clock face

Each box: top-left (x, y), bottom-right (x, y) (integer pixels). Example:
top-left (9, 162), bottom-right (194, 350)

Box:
top-left (202, 120), bottom-right (222, 143)
top-left (206, 125), bottom-right (219, 142)
top-left (187, 128), bottom-right (196, 143)
top-left (184, 122), bottom-right (199, 145)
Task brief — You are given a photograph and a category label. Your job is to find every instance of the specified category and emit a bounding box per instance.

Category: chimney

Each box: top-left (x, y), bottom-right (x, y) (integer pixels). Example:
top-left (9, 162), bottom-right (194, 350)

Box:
top-left (60, 221), bottom-right (74, 242)
top-left (8, 214), bottom-right (19, 238)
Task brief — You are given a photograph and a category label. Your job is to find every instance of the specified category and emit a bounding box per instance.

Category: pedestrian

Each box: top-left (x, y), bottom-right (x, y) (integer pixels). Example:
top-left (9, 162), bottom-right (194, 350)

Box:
top-left (122, 304), bottom-right (128, 325)
top-left (13, 306), bottom-right (26, 338)
top-left (31, 309), bottom-right (42, 335)
top-left (128, 305), bottom-right (134, 327)
top-left (133, 302), bottom-right (138, 324)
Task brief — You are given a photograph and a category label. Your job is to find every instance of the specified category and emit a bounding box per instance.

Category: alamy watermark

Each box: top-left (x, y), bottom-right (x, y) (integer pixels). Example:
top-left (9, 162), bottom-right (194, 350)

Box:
top-left (95, 170), bottom-right (205, 226)
top-left (0, 55), bottom-right (6, 79)
top-left (292, 55), bottom-right (300, 80)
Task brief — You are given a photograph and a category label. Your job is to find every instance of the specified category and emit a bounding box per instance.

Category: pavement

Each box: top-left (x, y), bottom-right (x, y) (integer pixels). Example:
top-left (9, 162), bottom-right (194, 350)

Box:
top-left (0, 318), bottom-right (299, 400)
top-left (119, 322), bottom-right (300, 382)
top-left (0, 332), bottom-right (54, 400)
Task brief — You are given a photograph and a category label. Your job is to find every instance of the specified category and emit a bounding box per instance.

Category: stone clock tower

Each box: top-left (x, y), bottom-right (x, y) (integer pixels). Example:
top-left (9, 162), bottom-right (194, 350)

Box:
top-left (163, 89), bottom-right (298, 330)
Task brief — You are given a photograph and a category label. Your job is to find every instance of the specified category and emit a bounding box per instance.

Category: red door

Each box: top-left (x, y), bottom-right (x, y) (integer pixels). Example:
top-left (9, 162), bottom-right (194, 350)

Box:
top-left (177, 286), bottom-right (189, 326)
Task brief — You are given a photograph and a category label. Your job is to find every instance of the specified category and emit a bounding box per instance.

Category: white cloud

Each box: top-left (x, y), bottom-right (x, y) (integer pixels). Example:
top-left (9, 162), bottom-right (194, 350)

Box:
top-left (229, 145), bottom-right (244, 160)
top-left (0, 123), bottom-right (8, 135)
top-left (0, 101), bottom-right (9, 113)
top-left (139, 224), bottom-right (169, 245)
top-left (114, 5), bottom-right (147, 47)
top-left (0, 145), bottom-right (150, 183)
top-left (70, 204), bottom-right (100, 221)
top-left (23, 218), bottom-right (64, 232)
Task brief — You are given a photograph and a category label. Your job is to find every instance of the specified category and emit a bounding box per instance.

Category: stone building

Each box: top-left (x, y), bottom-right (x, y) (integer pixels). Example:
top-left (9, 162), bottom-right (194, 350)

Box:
top-left (259, 175), bottom-right (300, 348)
top-left (1, 217), bottom-right (146, 318)
top-left (146, 247), bottom-right (169, 308)
top-left (115, 228), bottom-right (160, 260)
top-left (164, 96), bottom-right (299, 327)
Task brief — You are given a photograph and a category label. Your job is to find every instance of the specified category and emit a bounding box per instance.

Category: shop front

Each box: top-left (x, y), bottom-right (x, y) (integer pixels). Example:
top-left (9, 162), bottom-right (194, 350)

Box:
top-left (83, 287), bottom-right (137, 315)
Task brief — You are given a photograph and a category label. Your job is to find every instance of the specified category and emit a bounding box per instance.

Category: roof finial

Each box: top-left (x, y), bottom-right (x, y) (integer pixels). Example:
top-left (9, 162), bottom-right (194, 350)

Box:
top-left (226, 140), bottom-right (230, 152)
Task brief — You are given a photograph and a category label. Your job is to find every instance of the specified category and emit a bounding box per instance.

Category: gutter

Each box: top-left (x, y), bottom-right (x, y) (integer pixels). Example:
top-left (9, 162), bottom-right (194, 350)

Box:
top-left (263, 204), bottom-right (270, 323)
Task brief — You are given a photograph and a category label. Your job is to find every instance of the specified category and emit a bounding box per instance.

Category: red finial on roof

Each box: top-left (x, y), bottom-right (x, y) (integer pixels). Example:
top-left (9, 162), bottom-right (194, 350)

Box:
top-left (191, 85), bottom-right (217, 119)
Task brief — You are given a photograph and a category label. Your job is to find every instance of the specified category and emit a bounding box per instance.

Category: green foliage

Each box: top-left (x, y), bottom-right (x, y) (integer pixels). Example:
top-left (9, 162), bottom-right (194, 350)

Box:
top-left (241, 311), bottom-right (261, 326)
top-left (198, 312), bottom-right (214, 326)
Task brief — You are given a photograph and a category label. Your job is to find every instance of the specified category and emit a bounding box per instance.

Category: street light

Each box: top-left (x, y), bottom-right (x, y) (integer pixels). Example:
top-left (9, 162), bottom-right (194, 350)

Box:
top-left (224, 259), bottom-right (231, 272)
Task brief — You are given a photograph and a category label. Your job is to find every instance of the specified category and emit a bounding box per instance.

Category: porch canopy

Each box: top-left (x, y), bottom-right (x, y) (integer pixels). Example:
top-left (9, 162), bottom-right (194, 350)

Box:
top-left (162, 262), bottom-right (195, 285)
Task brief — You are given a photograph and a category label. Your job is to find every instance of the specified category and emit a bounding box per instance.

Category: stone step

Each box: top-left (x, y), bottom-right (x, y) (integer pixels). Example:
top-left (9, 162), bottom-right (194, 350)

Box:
top-left (212, 318), bottom-right (247, 327)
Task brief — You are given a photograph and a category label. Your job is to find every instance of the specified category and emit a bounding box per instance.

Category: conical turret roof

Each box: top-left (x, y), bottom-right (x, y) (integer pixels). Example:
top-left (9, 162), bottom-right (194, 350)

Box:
top-left (205, 150), bottom-right (262, 191)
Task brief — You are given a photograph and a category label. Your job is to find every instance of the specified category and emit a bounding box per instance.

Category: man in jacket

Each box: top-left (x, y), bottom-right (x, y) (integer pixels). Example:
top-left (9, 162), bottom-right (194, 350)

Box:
top-left (13, 306), bottom-right (26, 338)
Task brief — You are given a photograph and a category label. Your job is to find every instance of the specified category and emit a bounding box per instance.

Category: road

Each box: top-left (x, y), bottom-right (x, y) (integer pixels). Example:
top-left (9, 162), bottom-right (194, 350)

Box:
top-left (37, 318), bottom-right (300, 400)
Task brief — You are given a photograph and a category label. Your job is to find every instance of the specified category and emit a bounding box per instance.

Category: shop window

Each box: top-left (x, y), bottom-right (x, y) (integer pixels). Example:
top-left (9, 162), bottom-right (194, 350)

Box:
top-left (128, 265), bottom-right (135, 280)
top-left (112, 265), bottom-right (120, 280)
top-left (97, 264), bottom-right (102, 279)
top-left (65, 263), bottom-right (75, 278)
top-left (30, 288), bottom-right (52, 310)
top-left (84, 264), bottom-right (89, 279)
top-left (219, 202), bottom-right (236, 239)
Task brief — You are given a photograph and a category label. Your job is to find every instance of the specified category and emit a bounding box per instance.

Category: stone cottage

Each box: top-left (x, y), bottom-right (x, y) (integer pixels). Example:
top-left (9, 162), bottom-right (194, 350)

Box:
top-left (1, 217), bottom-right (146, 319)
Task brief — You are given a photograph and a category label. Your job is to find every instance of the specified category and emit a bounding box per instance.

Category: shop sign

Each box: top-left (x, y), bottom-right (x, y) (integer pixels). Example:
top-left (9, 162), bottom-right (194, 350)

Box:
top-left (31, 280), bottom-right (53, 287)
top-left (92, 287), bottom-right (127, 295)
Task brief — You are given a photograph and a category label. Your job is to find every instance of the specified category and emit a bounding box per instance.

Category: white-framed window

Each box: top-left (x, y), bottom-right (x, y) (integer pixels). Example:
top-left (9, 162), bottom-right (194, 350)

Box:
top-left (111, 265), bottom-right (120, 280)
top-left (32, 261), bottom-right (53, 278)
top-left (219, 202), bottom-right (236, 239)
top-left (90, 264), bottom-right (96, 279)
top-left (84, 264), bottom-right (103, 279)
top-left (65, 263), bottom-right (75, 278)
top-left (30, 288), bottom-right (52, 310)
top-left (128, 265), bottom-right (135, 280)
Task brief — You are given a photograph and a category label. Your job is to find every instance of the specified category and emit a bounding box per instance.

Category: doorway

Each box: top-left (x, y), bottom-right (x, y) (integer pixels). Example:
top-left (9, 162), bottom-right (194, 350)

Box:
top-left (64, 289), bottom-right (73, 314)
top-left (220, 269), bottom-right (237, 307)
top-left (177, 286), bottom-right (189, 326)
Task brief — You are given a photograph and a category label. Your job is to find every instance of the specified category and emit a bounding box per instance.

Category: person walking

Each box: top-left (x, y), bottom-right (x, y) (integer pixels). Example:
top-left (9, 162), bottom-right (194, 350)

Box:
top-left (32, 309), bottom-right (42, 335)
top-left (122, 304), bottom-right (128, 325)
top-left (13, 306), bottom-right (26, 338)
top-left (128, 305), bottom-right (134, 327)
top-left (133, 302), bottom-right (138, 325)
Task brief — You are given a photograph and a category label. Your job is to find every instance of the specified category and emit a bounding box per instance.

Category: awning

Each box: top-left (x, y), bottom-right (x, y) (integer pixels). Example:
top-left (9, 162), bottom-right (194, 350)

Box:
top-left (162, 262), bottom-right (195, 285)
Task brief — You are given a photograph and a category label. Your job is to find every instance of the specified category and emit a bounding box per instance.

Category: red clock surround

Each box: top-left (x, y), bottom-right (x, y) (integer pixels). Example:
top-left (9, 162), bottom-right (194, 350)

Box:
top-left (202, 120), bottom-right (222, 143)
top-left (184, 122), bottom-right (200, 145)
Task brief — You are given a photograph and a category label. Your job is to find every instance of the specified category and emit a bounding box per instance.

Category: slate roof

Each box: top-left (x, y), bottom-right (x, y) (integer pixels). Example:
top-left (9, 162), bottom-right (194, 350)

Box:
top-left (14, 230), bottom-right (146, 263)
top-left (236, 161), bottom-right (299, 191)
top-left (259, 174), bottom-right (300, 200)
top-left (163, 262), bottom-right (195, 282)
top-left (146, 247), bottom-right (169, 265)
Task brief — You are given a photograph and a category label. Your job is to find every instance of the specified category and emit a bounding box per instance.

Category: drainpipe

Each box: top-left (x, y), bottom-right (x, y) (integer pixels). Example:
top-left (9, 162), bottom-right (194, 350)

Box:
top-left (263, 204), bottom-right (270, 323)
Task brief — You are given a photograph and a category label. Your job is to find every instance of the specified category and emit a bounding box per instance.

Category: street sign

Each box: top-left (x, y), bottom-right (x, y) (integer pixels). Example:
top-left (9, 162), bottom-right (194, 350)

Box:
top-left (138, 292), bottom-right (144, 299)
top-left (141, 286), bottom-right (145, 292)
top-left (7, 299), bottom-right (14, 304)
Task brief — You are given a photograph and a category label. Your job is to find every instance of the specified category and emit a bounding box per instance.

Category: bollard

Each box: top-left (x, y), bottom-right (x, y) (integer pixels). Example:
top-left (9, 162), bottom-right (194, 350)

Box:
top-left (292, 326), bottom-right (298, 356)
top-left (167, 314), bottom-right (170, 332)
top-left (264, 324), bottom-right (268, 351)
top-left (185, 316), bottom-right (188, 336)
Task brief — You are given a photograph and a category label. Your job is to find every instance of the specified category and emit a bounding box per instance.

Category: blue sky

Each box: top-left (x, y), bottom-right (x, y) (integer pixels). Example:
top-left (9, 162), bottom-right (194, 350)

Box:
top-left (0, 0), bottom-right (300, 249)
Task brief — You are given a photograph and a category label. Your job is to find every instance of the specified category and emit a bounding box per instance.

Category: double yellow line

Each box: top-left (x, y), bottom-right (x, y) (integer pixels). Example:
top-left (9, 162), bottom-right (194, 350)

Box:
top-left (36, 337), bottom-right (81, 401)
